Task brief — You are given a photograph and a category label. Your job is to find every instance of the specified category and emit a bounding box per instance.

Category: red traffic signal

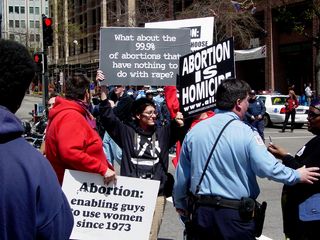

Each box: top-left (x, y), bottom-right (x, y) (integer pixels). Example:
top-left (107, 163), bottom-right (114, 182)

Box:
top-left (44, 18), bottom-right (52, 27)
top-left (34, 53), bottom-right (42, 63)
top-left (42, 14), bottom-right (53, 48)
top-left (33, 53), bottom-right (43, 72)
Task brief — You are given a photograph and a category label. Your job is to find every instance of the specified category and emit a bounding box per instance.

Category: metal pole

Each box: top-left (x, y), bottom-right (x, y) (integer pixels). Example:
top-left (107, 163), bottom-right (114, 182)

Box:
top-left (43, 49), bottom-right (49, 107)
top-left (0, 14), bottom-right (2, 39)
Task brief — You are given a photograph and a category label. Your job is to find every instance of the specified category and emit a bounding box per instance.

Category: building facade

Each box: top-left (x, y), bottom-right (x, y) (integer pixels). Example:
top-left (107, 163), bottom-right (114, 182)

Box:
top-left (48, 0), bottom-right (318, 95)
top-left (238, 0), bottom-right (317, 95)
top-left (1, 0), bottom-right (49, 52)
top-left (48, 0), bottom-right (193, 83)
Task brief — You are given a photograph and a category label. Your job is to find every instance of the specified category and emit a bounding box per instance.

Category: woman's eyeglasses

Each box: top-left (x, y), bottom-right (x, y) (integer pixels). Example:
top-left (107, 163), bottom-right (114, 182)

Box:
top-left (308, 111), bottom-right (320, 120)
top-left (141, 111), bottom-right (158, 118)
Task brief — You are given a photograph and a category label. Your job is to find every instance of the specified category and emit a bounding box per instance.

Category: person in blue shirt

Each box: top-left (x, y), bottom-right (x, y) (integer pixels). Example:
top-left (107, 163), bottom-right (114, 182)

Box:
top-left (173, 78), bottom-right (320, 240)
top-left (0, 39), bottom-right (74, 239)
top-left (245, 89), bottom-right (266, 141)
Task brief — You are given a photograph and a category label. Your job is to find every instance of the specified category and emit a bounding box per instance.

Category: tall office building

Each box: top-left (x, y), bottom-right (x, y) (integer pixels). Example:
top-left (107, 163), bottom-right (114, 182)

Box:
top-left (2, 0), bottom-right (49, 51)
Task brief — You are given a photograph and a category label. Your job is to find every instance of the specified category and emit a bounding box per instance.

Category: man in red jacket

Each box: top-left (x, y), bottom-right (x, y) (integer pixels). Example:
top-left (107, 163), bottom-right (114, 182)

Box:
top-left (45, 73), bottom-right (116, 185)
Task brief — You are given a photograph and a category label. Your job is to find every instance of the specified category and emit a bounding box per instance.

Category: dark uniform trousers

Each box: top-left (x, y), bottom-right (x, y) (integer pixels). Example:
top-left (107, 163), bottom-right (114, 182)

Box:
top-left (191, 205), bottom-right (255, 240)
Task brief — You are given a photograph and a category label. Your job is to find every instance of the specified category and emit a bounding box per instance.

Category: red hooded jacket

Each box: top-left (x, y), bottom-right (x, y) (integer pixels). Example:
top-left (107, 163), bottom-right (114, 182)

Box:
top-left (45, 96), bottom-right (113, 184)
top-left (164, 86), bottom-right (215, 167)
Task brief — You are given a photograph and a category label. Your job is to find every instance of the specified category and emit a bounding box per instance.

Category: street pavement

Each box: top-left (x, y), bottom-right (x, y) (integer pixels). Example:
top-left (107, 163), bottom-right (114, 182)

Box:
top-left (19, 95), bottom-right (314, 240)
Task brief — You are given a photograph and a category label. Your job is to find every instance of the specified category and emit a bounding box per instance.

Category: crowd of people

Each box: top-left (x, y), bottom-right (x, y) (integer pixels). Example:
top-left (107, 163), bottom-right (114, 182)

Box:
top-left (1, 38), bottom-right (320, 240)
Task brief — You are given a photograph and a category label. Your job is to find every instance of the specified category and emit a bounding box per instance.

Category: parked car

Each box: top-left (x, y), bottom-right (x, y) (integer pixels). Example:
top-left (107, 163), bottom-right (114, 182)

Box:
top-left (256, 94), bottom-right (308, 128)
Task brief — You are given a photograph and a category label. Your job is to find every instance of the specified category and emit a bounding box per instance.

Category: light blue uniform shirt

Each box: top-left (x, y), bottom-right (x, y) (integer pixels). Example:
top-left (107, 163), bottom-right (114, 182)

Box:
top-left (173, 111), bottom-right (300, 210)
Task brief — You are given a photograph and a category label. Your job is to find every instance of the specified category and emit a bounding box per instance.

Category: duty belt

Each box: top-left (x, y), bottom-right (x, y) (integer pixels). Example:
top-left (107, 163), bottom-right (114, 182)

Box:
top-left (196, 195), bottom-right (241, 210)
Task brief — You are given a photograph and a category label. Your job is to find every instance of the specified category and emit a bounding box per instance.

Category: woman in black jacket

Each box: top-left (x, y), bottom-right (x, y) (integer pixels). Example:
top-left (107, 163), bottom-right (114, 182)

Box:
top-left (268, 98), bottom-right (320, 240)
top-left (99, 88), bottom-right (185, 240)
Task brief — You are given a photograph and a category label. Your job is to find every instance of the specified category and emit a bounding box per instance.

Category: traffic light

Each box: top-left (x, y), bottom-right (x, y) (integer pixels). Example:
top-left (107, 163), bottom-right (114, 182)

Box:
top-left (33, 53), bottom-right (43, 72)
top-left (42, 14), bottom-right (53, 48)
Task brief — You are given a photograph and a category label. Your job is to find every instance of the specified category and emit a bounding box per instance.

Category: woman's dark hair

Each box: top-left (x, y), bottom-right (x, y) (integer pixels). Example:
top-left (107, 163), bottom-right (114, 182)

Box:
top-left (65, 73), bottom-right (90, 100)
top-left (216, 78), bottom-right (251, 110)
top-left (0, 40), bottom-right (36, 112)
top-left (131, 98), bottom-right (156, 118)
top-left (49, 91), bottom-right (59, 99)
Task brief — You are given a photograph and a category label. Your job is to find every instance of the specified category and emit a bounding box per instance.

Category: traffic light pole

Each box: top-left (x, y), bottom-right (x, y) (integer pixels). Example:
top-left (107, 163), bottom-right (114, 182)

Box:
top-left (41, 14), bottom-right (53, 108)
top-left (42, 48), bottom-right (49, 108)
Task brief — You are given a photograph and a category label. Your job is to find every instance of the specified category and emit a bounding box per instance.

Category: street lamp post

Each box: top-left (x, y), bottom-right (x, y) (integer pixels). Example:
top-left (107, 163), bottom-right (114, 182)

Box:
top-left (73, 39), bottom-right (79, 71)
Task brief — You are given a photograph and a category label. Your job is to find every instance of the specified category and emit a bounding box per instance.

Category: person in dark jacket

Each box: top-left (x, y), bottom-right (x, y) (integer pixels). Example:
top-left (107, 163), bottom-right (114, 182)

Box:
top-left (245, 90), bottom-right (266, 141)
top-left (0, 39), bottom-right (74, 239)
top-left (99, 87), bottom-right (185, 240)
top-left (268, 98), bottom-right (320, 240)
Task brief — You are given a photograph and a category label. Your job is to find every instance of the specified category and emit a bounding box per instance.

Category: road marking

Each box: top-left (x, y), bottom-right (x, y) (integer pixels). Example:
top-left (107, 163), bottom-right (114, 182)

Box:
top-left (257, 236), bottom-right (273, 240)
top-left (268, 136), bottom-right (313, 140)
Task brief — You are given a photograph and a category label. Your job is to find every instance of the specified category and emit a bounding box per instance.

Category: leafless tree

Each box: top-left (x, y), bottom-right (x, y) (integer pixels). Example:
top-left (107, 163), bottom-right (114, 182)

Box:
top-left (177, 0), bottom-right (265, 49)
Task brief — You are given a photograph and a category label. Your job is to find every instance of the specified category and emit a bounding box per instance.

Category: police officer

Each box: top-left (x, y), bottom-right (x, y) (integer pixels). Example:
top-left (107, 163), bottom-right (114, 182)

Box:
top-left (173, 78), bottom-right (320, 240)
top-left (245, 90), bottom-right (266, 141)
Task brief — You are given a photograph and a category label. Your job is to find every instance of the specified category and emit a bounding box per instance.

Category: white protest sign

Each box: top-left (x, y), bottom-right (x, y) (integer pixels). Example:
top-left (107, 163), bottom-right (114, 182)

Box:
top-left (62, 170), bottom-right (160, 240)
top-left (99, 27), bottom-right (190, 86)
top-left (145, 17), bottom-right (214, 52)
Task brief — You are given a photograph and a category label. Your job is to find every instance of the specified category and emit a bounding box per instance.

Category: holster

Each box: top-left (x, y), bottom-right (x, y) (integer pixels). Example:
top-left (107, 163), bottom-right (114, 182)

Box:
top-left (183, 192), bottom-right (197, 239)
top-left (254, 201), bottom-right (267, 237)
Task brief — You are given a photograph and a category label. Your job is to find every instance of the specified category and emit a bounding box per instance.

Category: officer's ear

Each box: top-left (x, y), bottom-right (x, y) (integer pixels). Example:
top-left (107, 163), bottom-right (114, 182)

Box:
top-left (235, 98), bottom-right (241, 109)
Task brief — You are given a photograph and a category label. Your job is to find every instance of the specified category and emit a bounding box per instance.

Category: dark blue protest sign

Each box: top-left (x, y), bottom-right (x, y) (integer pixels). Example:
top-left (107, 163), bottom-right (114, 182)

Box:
top-left (99, 27), bottom-right (190, 86)
top-left (178, 38), bottom-right (235, 117)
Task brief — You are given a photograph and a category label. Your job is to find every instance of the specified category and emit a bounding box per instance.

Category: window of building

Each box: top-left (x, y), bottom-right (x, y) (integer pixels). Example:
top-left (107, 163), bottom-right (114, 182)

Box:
top-left (9, 6), bottom-right (14, 13)
top-left (45, 7), bottom-right (49, 15)
top-left (9, 20), bottom-right (14, 28)
top-left (9, 34), bottom-right (15, 40)
top-left (35, 7), bottom-right (40, 15)
top-left (15, 20), bottom-right (20, 28)
top-left (35, 20), bottom-right (40, 28)
top-left (29, 7), bottom-right (34, 14)
top-left (80, 39), bottom-right (84, 54)
top-left (97, 6), bottom-right (101, 24)
top-left (30, 20), bottom-right (35, 28)
top-left (92, 9), bottom-right (96, 25)
top-left (36, 34), bottom-right (40, 42)
top-left (30, 34), bottom-right (35, 42)
top-left (93, 34), bottom-right (97, 51)
top-left (84, 13), bottom-right (87, 29)
top-left (15, 6), bottom-right (19, 14)
top-left (174, 0), bottom-right (193, 13)
top-left (83, 38), bottom-right (88, 53)
top-left (21, 6), bottom-right (25, 14)
top-left (21, 20), bottom-right (26, 28)
top-left (80, 15), bottom-right (83, 30)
